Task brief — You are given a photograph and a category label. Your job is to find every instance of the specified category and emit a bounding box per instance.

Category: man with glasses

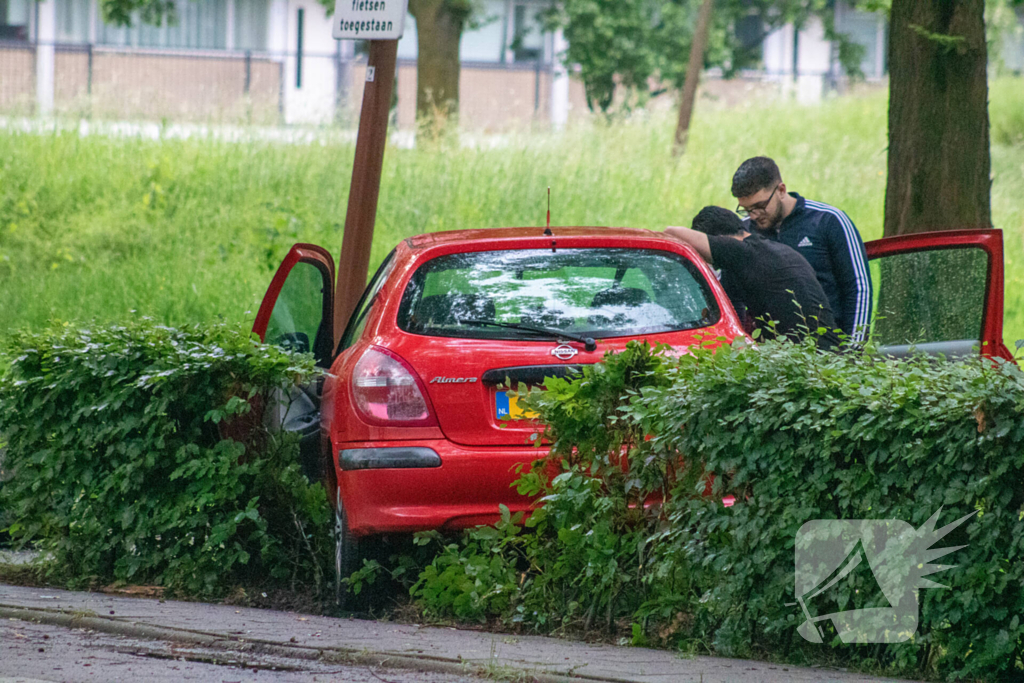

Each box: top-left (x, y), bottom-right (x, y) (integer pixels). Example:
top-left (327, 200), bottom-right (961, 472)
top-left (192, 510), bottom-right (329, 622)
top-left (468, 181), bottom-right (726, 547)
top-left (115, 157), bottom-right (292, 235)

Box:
top-left (666, 206), bottom-right (840, 348)
top-left (732, 157), bottom-right (872, 342)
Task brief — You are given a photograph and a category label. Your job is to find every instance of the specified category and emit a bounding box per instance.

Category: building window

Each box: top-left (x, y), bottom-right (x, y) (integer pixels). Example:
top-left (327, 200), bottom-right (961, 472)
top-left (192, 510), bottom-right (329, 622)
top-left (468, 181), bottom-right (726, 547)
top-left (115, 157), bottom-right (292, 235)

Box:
top-left (510, 3), bottom-right (542, 62)
top-left (98, 0), bottom-right (228, 49)
top-left (0, 0), bottom-right (30, 41)
top-left (56, 0), bottom-right (90, 43)
top-left (835, 2), bottom-right (886, 78)
top-left (234, 0), bottom-right (267, 50)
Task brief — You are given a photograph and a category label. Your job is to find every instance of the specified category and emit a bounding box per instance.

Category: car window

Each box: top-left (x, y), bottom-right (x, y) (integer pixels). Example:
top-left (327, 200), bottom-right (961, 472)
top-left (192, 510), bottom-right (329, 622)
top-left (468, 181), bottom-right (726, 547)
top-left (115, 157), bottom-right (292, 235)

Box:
top-left (339, 250), bottom-right (397, 351)
top-left (870, 247), bottom-right (987, 345)
top-left (265, 261), bottom-right (329, 359)
top-left (397, 248), bottom-right (719, 340)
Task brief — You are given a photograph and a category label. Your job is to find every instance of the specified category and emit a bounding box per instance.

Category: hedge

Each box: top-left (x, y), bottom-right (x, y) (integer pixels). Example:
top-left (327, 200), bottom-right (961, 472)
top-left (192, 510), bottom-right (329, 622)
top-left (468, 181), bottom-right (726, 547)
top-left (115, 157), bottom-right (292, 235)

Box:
top-left (411, 339), bottom-right (1024, 682)
top-left (0, 321), bottom-right (331, 597)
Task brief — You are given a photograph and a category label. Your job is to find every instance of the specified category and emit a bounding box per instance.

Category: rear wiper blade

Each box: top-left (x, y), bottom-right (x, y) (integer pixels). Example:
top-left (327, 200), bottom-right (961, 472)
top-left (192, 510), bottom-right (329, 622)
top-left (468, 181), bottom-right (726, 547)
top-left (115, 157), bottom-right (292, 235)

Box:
top-left (461, 319), bottom-right (597, 352)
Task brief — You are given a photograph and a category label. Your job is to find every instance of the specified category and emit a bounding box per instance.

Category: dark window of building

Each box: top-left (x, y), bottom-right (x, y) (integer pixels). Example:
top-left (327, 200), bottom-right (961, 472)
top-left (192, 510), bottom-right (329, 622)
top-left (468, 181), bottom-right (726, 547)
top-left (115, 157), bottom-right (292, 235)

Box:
top-left (0, 0), bottom-right (31, 41)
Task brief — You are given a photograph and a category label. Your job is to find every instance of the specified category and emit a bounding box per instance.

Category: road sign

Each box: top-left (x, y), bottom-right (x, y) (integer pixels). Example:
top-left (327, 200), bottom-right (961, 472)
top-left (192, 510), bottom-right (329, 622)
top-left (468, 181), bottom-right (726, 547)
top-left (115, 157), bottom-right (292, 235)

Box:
top-left (332, 0), bottom-right (408, 40)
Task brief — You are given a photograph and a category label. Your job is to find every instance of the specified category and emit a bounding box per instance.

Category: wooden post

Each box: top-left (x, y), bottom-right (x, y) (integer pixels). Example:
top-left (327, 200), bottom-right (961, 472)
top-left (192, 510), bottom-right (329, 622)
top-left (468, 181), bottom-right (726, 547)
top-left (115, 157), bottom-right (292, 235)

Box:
top-left (334, 39), bottom-right (399, 345)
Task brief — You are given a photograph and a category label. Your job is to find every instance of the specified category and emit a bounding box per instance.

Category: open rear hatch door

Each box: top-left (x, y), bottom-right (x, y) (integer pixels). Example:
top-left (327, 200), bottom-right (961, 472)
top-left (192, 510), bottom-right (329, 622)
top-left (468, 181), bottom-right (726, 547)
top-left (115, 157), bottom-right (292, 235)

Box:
top-left (865, 229), bottom-right (1012, 361)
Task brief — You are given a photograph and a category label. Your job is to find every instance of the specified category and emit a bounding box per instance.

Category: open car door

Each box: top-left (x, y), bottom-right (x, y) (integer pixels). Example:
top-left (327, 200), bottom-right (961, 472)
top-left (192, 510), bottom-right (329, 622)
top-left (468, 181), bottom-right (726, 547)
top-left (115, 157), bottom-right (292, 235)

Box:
top-left (254, 243), bottom-right (336, 363)
top-left (865, 229), bottom-right (1012, 361)
top-left (253, 243), bottom-right (336, 480)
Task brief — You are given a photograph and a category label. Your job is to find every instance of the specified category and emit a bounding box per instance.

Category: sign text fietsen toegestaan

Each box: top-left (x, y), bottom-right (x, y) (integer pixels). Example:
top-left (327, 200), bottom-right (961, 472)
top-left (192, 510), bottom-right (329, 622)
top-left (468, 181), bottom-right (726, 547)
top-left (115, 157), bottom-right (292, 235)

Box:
top-left (332, 0), bottom-right (408, 40)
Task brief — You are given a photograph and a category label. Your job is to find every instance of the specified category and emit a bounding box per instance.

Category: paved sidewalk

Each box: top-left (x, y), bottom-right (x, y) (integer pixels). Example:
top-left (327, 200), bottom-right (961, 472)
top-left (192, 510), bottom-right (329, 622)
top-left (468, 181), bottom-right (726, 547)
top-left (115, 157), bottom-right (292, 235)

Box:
top-left (0, 584), bottom-right (918, 683)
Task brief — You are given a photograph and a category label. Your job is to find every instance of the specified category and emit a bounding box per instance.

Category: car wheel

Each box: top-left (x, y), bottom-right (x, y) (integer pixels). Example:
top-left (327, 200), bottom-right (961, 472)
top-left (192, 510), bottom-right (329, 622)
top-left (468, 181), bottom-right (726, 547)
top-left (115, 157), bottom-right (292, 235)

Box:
top-left (334, 488), bottom-right (360, 609)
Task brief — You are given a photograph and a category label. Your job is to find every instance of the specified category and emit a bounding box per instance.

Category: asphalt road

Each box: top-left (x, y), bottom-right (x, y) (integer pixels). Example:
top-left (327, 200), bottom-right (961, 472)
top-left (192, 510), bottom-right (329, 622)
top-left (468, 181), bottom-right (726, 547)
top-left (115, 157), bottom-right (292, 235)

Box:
top-left (0, 620), bottom-right (488, 683)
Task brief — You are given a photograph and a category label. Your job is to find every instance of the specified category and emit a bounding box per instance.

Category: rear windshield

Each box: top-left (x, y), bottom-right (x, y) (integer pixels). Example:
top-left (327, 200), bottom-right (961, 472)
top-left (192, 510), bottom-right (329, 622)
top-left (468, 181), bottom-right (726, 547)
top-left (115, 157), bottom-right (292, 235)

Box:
top-left (397, 248), bottom-right (720, 340)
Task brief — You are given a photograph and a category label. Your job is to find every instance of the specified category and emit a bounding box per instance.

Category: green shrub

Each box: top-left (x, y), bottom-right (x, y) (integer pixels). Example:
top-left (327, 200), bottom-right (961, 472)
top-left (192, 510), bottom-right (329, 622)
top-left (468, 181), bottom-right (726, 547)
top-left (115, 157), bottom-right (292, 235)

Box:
top-left (412, 339), bottom-right (1024, 680)
top-left (0, 320), bottom-right (331, 597)
top-left (412, 341), bottom-right (688, 633)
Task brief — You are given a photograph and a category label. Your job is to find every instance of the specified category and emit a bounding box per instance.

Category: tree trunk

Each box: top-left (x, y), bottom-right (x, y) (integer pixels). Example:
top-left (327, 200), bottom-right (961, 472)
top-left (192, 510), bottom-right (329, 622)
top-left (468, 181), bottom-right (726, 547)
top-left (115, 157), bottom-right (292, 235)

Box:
top-left (877, 0), bottom-right (991, 345)
top-left (672, 0), bottom-right (714, 157)
top-left (884, 0), bottom-right (991, 237)
top-left (408, 0), bottom-right (466, 124)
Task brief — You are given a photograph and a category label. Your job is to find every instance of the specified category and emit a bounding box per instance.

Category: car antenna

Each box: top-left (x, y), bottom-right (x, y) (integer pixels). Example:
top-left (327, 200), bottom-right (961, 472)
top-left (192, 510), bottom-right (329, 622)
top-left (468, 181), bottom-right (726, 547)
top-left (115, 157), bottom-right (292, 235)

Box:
top-left (543, 187), bottom-right (553, 236)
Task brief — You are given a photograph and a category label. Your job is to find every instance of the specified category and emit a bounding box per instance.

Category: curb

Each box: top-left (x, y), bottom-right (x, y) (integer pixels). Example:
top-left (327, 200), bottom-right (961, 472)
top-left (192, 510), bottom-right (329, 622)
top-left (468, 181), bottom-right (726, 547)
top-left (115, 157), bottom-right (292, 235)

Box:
top-left (0, 603), bottom-right (637, 683)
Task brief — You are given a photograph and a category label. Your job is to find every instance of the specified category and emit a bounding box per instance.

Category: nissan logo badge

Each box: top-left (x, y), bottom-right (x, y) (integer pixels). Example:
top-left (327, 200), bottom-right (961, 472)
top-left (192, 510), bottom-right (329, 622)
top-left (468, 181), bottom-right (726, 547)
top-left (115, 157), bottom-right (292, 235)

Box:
top-left (551, 343), bottom-right (578, 361)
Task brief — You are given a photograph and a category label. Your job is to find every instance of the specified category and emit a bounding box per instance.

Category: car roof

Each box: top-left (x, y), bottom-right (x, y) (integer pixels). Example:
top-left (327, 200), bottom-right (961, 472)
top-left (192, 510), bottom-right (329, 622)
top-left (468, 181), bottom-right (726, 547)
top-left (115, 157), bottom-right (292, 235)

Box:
top-left (404, 226), bottom-right (667, 249)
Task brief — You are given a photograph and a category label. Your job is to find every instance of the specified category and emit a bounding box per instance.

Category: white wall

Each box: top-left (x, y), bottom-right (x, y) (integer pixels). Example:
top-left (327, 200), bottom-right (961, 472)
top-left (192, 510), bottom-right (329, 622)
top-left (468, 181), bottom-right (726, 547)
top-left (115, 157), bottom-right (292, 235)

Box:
top-left (280, 0), bottom-right (338, 124)
top-left (397, 16), bottom-right (418, 59)
top-left (36, 0), bottom-right (57, 115)
top-left (762, 17), bottom-right (830, 103)
top-left (795, 16), bottom-right (829, 103)
top-left (763, 22), bottom-right (794, 77)
top-left (461, 0), bottom-right (506, 62)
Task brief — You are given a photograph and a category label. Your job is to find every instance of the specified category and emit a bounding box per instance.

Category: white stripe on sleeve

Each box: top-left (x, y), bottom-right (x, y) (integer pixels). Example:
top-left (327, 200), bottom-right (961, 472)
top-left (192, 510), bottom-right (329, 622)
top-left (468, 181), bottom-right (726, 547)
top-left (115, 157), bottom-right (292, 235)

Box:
top-left (804, 200), bottom-right (871, 342)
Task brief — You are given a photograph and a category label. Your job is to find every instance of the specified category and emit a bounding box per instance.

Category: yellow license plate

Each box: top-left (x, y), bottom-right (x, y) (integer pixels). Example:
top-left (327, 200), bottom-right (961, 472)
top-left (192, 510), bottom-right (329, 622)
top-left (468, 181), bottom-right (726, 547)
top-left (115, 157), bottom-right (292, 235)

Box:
top-left (495, 391), bottom-right (538, 420)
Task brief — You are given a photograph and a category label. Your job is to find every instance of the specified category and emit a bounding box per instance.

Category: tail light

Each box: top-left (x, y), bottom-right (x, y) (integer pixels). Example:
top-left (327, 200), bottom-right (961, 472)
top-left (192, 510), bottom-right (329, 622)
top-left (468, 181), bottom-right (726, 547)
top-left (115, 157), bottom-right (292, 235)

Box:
top-left (351, 347), bottom-right (436, 426)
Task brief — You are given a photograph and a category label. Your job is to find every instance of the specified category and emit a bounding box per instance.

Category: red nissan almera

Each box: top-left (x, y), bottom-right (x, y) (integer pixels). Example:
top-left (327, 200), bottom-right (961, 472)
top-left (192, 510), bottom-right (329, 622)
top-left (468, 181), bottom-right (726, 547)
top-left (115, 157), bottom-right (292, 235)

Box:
top-left (254, 227), bottom-right (742, 589)
top-left (252, 226), bottom-right (1011, 597)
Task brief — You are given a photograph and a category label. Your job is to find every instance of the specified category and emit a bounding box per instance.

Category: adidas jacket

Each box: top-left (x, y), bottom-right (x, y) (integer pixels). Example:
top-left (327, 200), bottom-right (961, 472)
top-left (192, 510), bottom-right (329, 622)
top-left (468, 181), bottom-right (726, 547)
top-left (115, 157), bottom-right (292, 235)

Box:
top-left (753, 193), bottom-right (872, 341)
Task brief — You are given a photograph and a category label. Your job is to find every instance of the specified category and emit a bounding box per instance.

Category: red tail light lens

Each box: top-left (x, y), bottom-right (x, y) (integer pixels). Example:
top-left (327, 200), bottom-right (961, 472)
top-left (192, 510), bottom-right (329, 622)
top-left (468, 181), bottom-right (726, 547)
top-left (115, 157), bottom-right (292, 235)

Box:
top-left (351, 347), bottom-right (436, 426)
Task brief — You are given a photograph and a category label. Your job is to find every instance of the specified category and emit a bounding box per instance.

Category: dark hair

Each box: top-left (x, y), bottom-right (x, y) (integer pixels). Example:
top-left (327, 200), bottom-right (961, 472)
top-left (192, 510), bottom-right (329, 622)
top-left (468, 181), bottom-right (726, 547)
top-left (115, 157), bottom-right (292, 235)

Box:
top-left (731, 156), bottom-right (782, 198)
top-left (692, 206), bottom-right (746, 236)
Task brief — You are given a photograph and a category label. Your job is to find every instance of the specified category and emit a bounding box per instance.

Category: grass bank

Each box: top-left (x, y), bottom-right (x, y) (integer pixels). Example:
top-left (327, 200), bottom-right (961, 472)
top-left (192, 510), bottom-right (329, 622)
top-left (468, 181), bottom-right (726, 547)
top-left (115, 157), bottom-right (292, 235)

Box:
top-left (1, 79), bottom-right (1022, 347)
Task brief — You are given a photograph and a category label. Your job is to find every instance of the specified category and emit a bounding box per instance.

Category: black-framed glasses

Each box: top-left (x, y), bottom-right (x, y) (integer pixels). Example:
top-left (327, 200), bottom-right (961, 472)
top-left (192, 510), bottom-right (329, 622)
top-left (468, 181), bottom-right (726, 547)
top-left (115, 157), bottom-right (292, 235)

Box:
top-left (736, 184), bottom-right (780, 218)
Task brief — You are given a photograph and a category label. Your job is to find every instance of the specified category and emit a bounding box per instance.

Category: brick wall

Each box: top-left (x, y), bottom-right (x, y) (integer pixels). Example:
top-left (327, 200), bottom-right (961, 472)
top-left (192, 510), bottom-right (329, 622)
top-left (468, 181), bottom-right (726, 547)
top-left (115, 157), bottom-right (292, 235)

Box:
top-left (391, 61), bottom-right (589, 131)
top-left (1, 46), bottom-right (283, 124)
top-left (0, 44), bottom-right (35, 114)
top-left (1, 45), bottom-right (782, 130)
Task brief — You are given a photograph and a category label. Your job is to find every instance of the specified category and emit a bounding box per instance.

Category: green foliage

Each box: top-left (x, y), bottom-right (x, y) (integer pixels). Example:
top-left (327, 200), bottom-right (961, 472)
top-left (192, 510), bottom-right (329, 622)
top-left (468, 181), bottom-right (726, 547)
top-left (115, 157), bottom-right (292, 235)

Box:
top-left (98, 0), bottom-right (175, 27)
top-left (547, 0), bottom-right (661, 113)
top-left (412, 339), bottom-right (1024, 680)
top-left (547, 0), bottom-right (873, 113)
top-left (98, 0), bottom-right (333, 26)
top-left (411, 507), bottom-right (524, 622)
top-left (413, 342), bottom-right (694, 632)
top-left (908, 23), bottom-right (970, 54)
top-left (0, 320), bottom-right (332, 597)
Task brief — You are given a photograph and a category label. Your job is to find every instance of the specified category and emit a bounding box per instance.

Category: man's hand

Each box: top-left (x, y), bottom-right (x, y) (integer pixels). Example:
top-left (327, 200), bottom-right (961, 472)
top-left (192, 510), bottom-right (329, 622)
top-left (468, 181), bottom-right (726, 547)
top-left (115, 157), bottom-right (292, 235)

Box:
top-left (665, 226), bottom-right (713, 264)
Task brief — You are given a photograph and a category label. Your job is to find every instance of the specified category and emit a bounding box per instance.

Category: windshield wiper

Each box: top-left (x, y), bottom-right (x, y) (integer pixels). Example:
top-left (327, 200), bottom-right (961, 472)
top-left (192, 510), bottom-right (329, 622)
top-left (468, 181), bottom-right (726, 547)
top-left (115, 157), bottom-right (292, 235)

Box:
top-left (461, 319), bottom-right (597, 352)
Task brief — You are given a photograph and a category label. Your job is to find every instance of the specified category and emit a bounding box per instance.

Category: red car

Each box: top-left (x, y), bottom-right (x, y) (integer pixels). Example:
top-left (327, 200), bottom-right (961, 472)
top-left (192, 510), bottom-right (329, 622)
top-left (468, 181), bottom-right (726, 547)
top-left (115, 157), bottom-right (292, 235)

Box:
top-left (253, 226), bottom-right (1011, 596)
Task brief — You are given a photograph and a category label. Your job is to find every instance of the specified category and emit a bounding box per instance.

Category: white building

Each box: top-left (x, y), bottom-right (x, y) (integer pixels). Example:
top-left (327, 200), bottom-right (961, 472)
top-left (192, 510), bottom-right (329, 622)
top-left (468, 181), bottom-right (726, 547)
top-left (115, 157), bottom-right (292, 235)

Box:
top-left (3, 0), bottom-right (1016, 126)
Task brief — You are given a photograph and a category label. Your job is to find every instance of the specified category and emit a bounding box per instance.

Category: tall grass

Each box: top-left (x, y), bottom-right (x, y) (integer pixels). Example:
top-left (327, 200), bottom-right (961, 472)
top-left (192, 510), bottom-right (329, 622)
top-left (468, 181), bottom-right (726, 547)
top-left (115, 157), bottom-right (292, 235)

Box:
top-left (1, 80), bottom-right (1022, 348)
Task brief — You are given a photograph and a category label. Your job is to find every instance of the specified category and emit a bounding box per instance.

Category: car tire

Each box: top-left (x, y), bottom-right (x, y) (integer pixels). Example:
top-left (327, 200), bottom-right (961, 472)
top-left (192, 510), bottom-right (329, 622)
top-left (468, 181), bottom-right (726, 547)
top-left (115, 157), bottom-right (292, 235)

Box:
top-left (334, 488), bottom-right (361, 610)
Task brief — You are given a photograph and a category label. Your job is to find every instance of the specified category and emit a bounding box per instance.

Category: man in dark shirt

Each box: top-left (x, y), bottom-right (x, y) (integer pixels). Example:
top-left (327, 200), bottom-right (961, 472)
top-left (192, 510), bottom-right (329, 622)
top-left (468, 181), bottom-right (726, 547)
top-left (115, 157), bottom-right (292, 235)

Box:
top-left (731, 157), bottom-right (872, 342)
top-left (666, 206), bottom-right (840, 345)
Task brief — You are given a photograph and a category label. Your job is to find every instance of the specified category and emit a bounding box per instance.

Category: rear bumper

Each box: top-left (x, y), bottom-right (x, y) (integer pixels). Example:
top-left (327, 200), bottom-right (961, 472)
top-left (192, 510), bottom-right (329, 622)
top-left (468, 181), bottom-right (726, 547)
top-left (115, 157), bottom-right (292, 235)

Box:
top-left (334, 440), bottom-right (544, 537)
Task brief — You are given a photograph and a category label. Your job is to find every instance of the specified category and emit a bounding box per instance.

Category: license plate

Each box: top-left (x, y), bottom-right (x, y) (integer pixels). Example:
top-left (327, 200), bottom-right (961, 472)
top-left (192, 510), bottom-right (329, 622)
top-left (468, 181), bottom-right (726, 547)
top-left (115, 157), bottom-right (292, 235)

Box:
top-left (495, 391), bottom-right (538, 420)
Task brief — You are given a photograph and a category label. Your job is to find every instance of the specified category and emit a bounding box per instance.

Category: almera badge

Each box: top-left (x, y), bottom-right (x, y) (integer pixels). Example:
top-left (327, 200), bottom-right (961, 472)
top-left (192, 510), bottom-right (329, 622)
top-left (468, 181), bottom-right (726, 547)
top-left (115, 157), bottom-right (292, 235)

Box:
top-left (332, 0), bottom-right (408, 40)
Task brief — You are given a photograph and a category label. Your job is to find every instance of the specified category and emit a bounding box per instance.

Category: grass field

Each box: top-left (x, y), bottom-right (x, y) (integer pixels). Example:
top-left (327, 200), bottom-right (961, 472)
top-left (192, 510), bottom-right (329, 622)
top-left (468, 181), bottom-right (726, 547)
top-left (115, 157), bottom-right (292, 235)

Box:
top-left (1, 79), bottom-right (1022, 349)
